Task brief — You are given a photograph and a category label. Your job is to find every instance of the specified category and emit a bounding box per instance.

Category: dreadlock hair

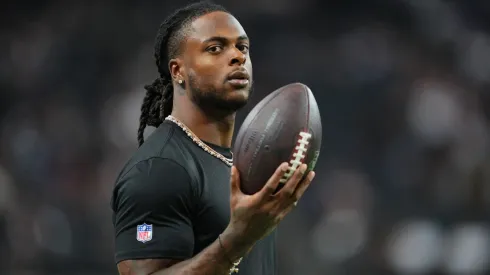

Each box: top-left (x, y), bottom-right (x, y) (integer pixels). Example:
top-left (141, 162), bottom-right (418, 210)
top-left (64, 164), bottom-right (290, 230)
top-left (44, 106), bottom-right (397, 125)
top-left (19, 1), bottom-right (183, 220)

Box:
top-left (138, 1), bottom-right (229, 146)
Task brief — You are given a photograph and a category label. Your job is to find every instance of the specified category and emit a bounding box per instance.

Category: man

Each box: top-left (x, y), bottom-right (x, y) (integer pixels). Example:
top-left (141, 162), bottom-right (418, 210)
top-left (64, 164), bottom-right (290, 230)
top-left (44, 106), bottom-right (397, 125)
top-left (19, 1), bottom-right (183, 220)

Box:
top-left (110, 2), bottom-right (315, 274)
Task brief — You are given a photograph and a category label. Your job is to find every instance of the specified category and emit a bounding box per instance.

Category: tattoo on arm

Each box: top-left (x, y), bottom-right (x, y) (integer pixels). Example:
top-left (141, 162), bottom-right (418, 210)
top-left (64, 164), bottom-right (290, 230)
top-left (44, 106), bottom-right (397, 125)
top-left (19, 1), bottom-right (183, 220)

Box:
top-left (116, 232), bottom-right (251, 275)
top-left (118, 259), bottom-right (181, 275)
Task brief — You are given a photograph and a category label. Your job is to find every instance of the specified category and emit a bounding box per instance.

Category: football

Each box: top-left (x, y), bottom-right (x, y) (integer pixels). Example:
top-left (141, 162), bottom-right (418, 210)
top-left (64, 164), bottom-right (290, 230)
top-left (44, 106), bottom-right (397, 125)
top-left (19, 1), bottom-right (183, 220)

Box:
top-left (233, 83), bottom-right (322, 195)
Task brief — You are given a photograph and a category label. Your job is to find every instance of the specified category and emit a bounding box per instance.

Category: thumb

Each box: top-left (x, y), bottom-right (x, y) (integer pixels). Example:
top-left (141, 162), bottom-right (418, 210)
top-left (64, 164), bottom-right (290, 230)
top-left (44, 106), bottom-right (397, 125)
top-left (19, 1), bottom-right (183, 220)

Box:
top-left (230, 166), bottom-right (242, 195)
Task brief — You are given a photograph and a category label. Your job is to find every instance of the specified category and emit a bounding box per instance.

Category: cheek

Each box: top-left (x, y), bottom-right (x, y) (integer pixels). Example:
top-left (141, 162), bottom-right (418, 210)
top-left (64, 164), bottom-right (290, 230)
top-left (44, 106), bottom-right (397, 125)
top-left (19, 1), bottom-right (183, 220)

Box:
top-left (187, 69), bottom-right (211, 86)
top-left (189, 59), bottom-right (223, 84)
top-left (247, 62), bottom-right (253, 78)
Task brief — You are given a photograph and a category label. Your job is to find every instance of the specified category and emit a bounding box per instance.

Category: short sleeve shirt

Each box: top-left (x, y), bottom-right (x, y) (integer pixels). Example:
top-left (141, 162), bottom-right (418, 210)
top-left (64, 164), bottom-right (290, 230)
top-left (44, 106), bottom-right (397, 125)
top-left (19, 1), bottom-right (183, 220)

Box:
top-left (111, 121), bottom-right (277, 275)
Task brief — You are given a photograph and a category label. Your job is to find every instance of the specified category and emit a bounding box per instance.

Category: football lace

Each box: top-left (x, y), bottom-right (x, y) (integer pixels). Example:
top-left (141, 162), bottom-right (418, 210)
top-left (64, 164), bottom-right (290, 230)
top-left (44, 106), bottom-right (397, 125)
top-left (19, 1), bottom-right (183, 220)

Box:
top-left (280, 131), bottom-right (312, 183)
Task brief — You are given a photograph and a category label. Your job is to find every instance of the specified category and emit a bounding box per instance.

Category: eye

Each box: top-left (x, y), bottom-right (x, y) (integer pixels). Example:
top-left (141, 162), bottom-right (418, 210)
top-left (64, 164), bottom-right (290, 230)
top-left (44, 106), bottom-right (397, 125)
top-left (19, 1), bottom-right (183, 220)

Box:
top-left (207, 45), bottom-right (223, 54)
top-left (237, 44), bottom-right (249, 53)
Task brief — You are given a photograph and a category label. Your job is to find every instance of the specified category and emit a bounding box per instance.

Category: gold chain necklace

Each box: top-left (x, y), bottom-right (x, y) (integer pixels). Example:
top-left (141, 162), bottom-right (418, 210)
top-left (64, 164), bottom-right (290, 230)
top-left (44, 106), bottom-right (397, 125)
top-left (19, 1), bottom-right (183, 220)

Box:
top-left (165, 115), bottom-right (233, 167)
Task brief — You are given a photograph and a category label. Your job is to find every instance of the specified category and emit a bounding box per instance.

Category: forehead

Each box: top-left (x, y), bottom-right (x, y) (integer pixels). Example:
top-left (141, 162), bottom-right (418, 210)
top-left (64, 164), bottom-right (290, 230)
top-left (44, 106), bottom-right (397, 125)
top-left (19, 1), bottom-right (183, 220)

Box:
top-left (188, 11), bottom-right (247, 42)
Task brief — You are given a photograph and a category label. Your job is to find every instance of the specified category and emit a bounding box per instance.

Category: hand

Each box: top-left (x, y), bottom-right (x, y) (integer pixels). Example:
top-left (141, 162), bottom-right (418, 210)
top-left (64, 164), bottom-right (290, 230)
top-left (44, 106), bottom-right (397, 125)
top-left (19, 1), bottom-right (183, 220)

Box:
top-left (222, 162), bottom-right (315, 255)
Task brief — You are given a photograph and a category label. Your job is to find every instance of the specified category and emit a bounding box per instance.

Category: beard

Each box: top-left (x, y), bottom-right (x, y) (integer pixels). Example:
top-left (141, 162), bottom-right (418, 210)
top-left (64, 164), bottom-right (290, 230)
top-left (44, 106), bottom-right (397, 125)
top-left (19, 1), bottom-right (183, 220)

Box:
top-left (187, 73), bottom-right (253, 115)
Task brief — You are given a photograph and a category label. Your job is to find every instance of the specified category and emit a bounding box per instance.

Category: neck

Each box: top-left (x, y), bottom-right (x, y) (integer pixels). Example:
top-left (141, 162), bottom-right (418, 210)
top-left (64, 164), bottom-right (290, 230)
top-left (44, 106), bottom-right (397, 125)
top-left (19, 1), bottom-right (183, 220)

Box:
top-left (171, 98), bottom-right (236, 148)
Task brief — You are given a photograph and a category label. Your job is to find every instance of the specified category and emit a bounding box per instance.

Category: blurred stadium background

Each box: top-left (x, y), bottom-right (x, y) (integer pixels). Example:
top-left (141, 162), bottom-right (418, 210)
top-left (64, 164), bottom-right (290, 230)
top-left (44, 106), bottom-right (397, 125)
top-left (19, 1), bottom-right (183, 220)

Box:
top-left (2, 0), bottom-right (490, 274)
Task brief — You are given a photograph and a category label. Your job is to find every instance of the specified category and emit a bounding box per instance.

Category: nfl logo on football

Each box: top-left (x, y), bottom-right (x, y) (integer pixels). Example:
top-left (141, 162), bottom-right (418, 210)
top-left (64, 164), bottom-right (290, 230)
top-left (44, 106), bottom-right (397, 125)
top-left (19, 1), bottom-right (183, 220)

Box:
top-left (136, 223), bottom-right (153, 243)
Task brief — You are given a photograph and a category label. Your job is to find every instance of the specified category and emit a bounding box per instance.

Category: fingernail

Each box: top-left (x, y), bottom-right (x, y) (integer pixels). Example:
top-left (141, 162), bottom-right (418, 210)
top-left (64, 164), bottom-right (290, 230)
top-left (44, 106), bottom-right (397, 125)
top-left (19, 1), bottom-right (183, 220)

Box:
top-left (231, 166), bottom-right (236, 176)
top-left (281, 163), bottom-right (289, 171)
top-left (310, 171), bottom-right (316, 180)
top-left (300, 164), bottom-right (307, 174)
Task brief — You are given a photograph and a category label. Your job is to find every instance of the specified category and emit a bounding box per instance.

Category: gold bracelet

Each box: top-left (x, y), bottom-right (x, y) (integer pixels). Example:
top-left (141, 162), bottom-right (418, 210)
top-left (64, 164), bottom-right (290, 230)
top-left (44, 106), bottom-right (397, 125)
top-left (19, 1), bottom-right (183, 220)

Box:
top-left (218, 234), bottom-right (243, 274)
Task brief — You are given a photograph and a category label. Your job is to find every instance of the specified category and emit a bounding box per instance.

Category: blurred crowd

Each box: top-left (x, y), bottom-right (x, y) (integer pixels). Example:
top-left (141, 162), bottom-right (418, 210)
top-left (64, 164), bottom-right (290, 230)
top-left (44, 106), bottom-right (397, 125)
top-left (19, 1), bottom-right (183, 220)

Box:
top-left (1, 0), bottom-right (490, 274)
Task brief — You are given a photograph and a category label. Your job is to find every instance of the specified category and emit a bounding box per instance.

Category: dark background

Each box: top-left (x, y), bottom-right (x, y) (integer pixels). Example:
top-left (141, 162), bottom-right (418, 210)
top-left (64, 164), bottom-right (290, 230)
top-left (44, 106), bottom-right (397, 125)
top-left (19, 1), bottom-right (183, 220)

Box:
top-left (1, 0), bottom-right (490, 274)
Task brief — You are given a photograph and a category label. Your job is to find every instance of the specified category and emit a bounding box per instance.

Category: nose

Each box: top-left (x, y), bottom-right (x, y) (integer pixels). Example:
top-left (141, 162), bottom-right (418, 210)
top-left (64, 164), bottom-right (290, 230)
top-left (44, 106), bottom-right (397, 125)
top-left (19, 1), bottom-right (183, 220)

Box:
top-left (229, 48), bottom-right (246, 66)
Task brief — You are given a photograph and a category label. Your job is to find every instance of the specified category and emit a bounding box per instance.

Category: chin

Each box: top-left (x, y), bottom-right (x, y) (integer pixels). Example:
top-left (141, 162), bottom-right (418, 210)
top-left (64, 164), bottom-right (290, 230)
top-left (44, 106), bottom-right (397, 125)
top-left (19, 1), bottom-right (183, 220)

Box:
top-left (211, 94), bottom-right (248, 113)
top-left (194, 95), bottom-right (248, 116)
top-left (231, 87), bottom-right (250, 98)
top-left (227, 89), bottom-right (250, 106)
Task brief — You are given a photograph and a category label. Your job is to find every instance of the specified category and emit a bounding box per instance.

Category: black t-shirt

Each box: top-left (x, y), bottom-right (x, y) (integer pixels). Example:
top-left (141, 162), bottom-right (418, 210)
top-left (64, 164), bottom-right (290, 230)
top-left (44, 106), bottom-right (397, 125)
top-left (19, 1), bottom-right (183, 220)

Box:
top-left (111, 120), bottom-right (277, 275)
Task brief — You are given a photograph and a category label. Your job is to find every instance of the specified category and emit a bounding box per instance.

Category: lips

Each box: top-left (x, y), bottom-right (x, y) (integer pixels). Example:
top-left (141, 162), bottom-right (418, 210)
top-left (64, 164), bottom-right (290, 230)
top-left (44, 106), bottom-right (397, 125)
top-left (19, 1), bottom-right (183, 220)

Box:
top-left (228, 70), bottom-right (249, 80)
top-left (227, 70), bottom-right (250, 88)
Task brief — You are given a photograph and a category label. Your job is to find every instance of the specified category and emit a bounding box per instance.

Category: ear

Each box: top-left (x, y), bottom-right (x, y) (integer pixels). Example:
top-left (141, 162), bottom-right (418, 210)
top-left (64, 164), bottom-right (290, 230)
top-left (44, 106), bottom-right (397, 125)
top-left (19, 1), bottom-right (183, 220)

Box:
top-left (169, 58), bottom-right (185, 83)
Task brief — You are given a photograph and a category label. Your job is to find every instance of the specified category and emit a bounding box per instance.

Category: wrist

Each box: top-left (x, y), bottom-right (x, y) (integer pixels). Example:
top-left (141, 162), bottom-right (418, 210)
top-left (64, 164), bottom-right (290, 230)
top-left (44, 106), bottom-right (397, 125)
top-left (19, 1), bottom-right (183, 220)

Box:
top-left (220, 226), bottom-right (255, 262)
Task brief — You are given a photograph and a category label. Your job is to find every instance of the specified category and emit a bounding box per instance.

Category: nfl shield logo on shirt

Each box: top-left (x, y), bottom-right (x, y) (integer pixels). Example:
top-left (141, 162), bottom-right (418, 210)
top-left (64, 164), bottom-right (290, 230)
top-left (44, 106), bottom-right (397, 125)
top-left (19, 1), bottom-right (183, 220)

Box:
top-left (136, 223), bottom-right (153, 243)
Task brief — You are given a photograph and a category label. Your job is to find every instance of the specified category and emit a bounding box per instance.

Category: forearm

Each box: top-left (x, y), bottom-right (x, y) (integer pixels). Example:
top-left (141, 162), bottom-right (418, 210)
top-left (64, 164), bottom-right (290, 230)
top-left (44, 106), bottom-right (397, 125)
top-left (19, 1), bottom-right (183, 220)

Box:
top-left (152, 229), bottom-right (251, 275)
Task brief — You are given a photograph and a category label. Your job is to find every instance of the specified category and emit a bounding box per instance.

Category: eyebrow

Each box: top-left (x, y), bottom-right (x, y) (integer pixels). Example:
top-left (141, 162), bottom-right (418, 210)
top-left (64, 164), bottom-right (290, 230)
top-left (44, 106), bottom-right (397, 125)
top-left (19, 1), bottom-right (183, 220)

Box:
top-left (202, 35), bottom-right (249, 44)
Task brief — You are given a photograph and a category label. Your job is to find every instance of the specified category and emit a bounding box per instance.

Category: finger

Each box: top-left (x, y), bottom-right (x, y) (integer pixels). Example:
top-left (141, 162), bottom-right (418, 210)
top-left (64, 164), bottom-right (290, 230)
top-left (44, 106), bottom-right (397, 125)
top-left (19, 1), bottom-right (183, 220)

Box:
top-left (277, 163), bottom-right (308, 199)
top-left (277, 201), bottom-right (297, 221)
top-left (230, 166), bottom-right (242, 195)
top-left (292, 171), bottom-right (315, 201)
top-left (256, 162), bottom-right (289, 200)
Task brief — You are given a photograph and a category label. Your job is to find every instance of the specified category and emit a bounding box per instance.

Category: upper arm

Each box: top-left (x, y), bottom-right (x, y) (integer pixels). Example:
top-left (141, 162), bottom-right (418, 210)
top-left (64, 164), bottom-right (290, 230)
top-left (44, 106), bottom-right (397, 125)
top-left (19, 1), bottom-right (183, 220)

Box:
top-left (112, 158), bottom-right (196, 265)
top-left (117, 258), bottom-right (182, 275)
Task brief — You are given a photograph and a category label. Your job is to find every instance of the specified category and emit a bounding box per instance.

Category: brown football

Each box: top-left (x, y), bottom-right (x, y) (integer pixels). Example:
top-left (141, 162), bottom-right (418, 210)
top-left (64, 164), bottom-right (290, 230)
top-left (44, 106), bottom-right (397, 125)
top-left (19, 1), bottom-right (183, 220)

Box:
top-left (233, 83), bottom-right (322, 195)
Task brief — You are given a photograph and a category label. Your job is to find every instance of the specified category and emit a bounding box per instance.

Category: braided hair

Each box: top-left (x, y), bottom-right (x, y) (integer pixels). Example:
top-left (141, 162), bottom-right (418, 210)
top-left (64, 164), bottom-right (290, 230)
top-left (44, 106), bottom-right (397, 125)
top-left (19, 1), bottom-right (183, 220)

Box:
top-left (138, 1), bottom-right (228, 146)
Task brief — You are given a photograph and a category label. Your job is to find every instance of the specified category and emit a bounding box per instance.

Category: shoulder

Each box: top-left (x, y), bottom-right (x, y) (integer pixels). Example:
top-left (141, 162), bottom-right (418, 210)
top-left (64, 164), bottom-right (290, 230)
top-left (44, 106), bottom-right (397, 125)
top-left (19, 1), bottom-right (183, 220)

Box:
top-left (121, 121), bottom-right (198, 177)
top-left (111, 122), bottom-right (206, 210)
top-left (111, 157), bottom-right (195, 212)
top-left (112, 157), bottom-right (198, 263)
top-left (120, 157), bottom-right (191, 184)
